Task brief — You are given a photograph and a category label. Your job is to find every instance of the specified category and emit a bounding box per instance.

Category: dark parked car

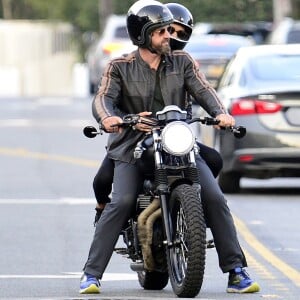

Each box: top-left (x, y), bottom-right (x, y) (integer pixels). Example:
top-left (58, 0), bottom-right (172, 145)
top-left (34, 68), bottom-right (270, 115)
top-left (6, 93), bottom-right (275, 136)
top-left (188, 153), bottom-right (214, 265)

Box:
top-left (185, 34), bottom-right (254, 87)
top-left (194, 21), bottom-right (272, 44)
top-left (203, 44), bottom-right (300, 193)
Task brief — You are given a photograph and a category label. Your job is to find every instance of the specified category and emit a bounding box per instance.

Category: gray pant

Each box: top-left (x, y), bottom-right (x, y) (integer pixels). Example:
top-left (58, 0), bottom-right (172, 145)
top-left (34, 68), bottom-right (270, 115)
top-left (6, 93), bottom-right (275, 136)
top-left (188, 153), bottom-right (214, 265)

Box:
top-left (83, 156), bottom-right (246, 279)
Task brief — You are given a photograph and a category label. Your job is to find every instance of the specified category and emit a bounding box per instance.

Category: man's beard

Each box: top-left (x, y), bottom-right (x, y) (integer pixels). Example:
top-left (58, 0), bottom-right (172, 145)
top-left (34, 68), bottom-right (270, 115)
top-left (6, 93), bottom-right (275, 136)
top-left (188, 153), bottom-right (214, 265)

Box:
top-left (152, 41), bottom-right (171, 55)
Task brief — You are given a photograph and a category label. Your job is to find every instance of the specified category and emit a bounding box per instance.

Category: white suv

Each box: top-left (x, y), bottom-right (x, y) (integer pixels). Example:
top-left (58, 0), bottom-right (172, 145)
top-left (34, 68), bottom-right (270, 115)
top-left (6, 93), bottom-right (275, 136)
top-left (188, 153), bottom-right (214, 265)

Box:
top-left (86, 15), bottom-right (136, 94)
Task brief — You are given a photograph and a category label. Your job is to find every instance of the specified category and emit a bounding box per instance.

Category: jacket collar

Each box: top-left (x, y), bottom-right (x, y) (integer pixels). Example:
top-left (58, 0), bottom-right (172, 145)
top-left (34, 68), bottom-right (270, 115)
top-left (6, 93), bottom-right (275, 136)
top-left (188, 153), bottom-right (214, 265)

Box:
top-left (135, 49), bottom-right (171, 69)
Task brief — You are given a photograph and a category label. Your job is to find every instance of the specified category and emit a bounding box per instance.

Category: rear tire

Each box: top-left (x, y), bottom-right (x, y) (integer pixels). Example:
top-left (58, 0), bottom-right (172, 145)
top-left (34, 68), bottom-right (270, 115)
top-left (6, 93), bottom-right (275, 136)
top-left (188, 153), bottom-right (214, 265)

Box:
top-left (167, 184), bottom-right (206, 298)
top-left (137, 270), bottom-right (169, 290)
top-left (218, 172), bottom-right (241, 193)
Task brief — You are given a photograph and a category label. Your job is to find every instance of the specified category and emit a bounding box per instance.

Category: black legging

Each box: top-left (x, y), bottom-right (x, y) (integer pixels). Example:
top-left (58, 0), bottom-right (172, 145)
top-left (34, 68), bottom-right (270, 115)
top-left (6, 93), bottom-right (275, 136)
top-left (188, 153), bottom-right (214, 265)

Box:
top-left (93, 142), bottom-right (223, 205)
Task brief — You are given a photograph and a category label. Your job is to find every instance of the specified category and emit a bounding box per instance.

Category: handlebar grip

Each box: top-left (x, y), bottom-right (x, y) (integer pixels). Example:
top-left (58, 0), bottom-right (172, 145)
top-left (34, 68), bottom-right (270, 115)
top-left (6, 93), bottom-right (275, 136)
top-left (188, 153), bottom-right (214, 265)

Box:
top-left (232, 126), bottom-right (246, 138)
top-left (221, 125), bottom-right (246, 138)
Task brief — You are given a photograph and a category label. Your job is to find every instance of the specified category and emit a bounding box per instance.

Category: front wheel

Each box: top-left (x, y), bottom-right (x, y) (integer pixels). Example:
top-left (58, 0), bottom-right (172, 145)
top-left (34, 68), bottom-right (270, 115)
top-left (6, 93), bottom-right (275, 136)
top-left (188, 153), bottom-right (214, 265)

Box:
top-left (167, 184), bottom-right (206, 298)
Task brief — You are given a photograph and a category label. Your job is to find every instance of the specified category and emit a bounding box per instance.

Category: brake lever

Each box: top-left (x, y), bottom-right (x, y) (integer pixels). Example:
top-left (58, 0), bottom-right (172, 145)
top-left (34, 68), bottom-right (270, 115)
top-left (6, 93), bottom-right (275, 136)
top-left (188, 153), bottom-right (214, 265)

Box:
top-left (113, 115), bottom-right (158, 128)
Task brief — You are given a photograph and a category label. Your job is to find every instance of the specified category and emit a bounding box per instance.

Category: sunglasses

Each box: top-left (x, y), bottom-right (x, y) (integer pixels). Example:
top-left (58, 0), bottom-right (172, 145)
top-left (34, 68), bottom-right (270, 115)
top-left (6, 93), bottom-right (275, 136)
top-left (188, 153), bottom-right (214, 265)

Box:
top-left (169, 26), bottom-right (190, 41)
top-left (153, 26), bottom-right (174, 36)
top-left (153, 26), bottom-right (189, 41)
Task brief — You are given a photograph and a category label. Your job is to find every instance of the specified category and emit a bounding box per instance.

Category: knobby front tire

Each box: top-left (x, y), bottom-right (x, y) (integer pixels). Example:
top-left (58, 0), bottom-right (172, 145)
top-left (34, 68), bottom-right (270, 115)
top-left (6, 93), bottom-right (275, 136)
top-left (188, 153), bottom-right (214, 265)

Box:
top-left (167, 184), bottom-right (206, 298)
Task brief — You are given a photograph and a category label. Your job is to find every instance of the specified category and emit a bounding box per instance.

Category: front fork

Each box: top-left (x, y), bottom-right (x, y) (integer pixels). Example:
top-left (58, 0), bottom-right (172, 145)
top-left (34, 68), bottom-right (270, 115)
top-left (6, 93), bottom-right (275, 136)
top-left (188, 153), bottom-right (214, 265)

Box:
top-left (159, 190), bottom-right (173, 248)
top-left (157, 181), bottom-right (201, 249)
top-left (151, 130), bottom-right (171, 247)
top-left (153, 130), bottom-right (200, 248)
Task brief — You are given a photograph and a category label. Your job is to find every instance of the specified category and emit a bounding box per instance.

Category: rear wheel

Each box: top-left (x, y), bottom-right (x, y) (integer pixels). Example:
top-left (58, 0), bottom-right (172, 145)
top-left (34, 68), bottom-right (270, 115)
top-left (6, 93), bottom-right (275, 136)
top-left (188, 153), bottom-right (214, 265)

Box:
top-left (167, 184), bottom-right (206, 298)
top-left (218, 171), bottom-right (241, 193)
top-left (137, 270), bottom-right (169, 290)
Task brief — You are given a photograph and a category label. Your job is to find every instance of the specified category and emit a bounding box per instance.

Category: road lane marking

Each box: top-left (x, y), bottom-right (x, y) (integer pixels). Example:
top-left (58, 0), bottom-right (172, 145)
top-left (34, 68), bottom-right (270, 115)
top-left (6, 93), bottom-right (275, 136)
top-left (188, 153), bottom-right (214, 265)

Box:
top-left (243, 249), bottom-right (276, 280)
top-left (0, 119), bottom-right (31, 127)
top-left (243, 248), bottom-right (292, 298)
top-left (0, 119), bottom-right (91, 127)
top-left (0, 198), bottom-right (95, 205)
top-left (234, 214), bottom-right (300, 288)
top-left (36, 97), bottom-right (73, 105)
top-left (0, 147), bottom-right (98, 168)
top-left (0, 273), bottom-right (137, 281)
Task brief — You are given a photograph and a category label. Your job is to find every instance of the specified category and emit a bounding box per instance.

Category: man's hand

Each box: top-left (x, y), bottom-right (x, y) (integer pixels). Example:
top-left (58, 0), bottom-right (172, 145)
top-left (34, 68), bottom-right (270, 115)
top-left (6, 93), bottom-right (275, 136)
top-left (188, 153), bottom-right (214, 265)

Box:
top-left (133, 111), bottom-right (153, 132)
top-left (102, 116), bottom-right (123, 133)
top-left (215, 113), bottom-right (235, 129)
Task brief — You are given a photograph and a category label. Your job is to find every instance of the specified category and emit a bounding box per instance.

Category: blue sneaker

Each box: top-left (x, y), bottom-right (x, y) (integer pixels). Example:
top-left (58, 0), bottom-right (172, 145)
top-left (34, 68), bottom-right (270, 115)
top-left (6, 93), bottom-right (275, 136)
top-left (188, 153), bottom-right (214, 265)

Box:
top-left (79, 273), bottom-right (100, 294)
top-left (227, 267), bottom-right (260, 293)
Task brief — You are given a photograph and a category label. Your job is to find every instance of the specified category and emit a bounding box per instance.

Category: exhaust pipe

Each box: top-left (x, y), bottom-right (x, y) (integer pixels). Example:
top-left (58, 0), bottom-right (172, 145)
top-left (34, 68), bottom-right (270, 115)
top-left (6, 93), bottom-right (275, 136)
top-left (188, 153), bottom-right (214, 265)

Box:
top-left (130, 262), bottom-right (144, 272)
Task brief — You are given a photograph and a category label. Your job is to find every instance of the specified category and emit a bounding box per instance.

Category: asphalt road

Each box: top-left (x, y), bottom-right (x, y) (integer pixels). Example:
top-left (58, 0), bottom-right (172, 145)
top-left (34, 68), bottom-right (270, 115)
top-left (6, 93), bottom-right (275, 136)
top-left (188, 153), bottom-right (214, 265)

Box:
top-left (0, 96), bottom-right (299, 299)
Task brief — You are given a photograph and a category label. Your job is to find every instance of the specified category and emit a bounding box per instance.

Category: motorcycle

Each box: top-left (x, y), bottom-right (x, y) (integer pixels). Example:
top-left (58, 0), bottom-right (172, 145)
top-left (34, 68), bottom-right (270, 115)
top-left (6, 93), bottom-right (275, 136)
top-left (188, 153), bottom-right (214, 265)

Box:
top-left (84, 105), bottom-right (246, 298)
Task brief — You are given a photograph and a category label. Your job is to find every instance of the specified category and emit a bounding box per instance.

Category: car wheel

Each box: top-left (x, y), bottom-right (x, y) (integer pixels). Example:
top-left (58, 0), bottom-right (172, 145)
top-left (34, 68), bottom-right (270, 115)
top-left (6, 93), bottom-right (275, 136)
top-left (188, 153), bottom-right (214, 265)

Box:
top-left (218, 172), bottom-right (241, 194)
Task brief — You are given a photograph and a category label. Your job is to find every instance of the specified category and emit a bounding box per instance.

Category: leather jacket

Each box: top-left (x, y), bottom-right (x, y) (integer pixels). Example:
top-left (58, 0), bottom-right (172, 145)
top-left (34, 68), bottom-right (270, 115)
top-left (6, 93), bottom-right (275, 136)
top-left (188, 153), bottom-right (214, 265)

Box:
top-left (92, 49), bottom-right (226, 163)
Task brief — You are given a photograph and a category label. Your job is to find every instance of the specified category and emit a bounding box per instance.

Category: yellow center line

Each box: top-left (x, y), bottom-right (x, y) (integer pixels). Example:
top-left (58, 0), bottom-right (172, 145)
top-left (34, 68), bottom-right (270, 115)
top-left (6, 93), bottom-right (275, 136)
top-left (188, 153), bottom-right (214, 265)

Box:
top-left (233, 214), bottom-right (300, 288)
top-left (0, 147), bottom-right (99, 168)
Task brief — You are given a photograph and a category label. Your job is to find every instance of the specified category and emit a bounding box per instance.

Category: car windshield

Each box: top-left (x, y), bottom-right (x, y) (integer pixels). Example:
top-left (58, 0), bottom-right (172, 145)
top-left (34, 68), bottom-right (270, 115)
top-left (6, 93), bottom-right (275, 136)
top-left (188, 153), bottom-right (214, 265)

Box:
top-left (248, 54), bottom-right (300, 81)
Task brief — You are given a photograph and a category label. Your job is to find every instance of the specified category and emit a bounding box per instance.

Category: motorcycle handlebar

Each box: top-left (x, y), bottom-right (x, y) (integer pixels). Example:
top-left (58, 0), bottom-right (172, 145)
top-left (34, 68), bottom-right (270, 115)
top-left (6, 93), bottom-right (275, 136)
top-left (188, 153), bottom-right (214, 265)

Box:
top-left (188, 117), bottom-right (246, 139)
top-left (83, 115), bottom-right (246, 139)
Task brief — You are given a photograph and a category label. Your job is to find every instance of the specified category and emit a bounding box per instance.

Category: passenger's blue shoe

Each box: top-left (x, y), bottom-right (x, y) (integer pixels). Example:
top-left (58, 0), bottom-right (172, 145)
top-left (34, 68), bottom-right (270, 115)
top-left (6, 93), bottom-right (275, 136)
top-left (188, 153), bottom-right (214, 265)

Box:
top-left (79, 273), bottom-right (100, 294)
top-left (227, 267), bottom-right (260, 293)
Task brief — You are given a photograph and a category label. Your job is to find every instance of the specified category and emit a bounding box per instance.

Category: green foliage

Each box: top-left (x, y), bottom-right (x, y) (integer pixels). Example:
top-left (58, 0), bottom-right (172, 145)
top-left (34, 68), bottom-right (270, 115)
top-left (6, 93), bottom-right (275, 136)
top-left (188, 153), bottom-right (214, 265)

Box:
top-left (2, 0), bottom-right (300, 33)
top-left (113, 0), bottom-right (136, 14)
top-left (1, 0), bottom-right (98, 32)
top-left (158, 0), bottom-right (273, 22)
top-left (294, 0), bottom-right (300, 16)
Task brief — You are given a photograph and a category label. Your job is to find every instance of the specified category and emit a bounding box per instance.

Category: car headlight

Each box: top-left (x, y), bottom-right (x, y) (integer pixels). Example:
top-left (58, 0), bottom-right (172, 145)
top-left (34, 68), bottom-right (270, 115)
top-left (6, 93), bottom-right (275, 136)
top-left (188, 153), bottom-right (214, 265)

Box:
top-left (161, 121), bottom-right (195, 155)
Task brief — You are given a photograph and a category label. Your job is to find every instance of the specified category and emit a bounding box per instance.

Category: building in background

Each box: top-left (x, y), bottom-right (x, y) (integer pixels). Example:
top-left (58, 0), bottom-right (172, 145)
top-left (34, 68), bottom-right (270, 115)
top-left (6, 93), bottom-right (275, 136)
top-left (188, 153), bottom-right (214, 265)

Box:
top-left (0, 20), bottom-right (83, 97)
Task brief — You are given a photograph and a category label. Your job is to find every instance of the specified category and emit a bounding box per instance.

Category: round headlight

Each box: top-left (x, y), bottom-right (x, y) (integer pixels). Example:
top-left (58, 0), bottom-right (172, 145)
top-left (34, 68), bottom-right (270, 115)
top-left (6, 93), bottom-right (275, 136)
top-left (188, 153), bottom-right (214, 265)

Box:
top-left (161, 121), bottom-right (195, 155)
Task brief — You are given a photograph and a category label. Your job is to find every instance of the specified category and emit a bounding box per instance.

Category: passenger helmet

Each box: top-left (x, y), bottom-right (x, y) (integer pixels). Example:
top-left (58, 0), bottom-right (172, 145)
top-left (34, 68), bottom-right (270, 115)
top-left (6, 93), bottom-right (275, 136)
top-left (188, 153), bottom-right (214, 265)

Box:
top-left (166, 3), bottom-right (194, 50)
top-left (127, 0), bottom-right (174, 49)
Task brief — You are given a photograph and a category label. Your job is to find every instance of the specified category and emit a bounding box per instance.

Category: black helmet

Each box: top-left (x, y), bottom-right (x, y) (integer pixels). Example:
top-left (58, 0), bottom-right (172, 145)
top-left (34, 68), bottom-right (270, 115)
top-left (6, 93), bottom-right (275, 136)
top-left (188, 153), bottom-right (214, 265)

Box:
top-left (127, 0), bottom-right (174, 49)
top-left (166, 3), bottom-right (194, 50)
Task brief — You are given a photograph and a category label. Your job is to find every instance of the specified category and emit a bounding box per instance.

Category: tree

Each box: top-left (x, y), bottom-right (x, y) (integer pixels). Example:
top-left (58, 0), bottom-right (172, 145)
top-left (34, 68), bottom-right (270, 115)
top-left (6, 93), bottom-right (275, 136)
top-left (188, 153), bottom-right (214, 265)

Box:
top-left (2, 0), bottom-right (299, 33)
top-left (0, 0), bottom-right (99, 33)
